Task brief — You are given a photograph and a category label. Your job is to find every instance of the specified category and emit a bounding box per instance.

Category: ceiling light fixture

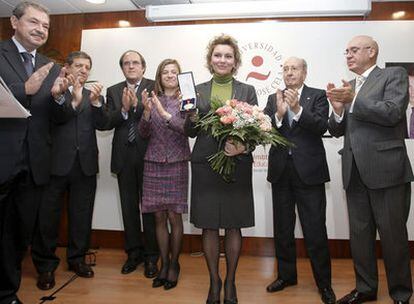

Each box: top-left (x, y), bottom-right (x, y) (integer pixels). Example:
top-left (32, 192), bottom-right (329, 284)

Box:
top-left (85, 0), bottom-right (106, 4)
top-left (146, 0), bottom-right (371, 22)
top-left (118, 20), bottom-right (131, 27)
top-left (392, 11), bottom-right (406, 19)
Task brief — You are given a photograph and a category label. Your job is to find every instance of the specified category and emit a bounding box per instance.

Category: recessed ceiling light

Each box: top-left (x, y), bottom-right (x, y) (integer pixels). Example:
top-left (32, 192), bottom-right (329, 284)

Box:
top-left (118, 20), bottom-right (131, 27)
top-left (392, 11), bottom-right (406, 19)
top-left (86, 0), bottom-right (106, 4)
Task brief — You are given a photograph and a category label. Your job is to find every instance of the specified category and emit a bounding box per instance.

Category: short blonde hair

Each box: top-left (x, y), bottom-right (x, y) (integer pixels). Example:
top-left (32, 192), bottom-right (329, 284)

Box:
top-left (205, 34), bottom-right (241, 75)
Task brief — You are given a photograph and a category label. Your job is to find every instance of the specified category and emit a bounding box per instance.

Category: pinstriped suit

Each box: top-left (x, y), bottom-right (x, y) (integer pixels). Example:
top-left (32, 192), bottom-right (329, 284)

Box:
top-left (328, 66), bottom-right (413, 301)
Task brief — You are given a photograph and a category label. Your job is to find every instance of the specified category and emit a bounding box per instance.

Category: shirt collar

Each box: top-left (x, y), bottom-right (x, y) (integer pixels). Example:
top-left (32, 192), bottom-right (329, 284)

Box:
top-left (285, 84), bottom-right (304, 96)
top-left (360, 65), bottom-right (376, 79)
top-left (12, 36), bottom-right (37, 58)
top-left (126, 80), bottom-right (141, 90)
top-left (297, 84), bottom-right (304, 97)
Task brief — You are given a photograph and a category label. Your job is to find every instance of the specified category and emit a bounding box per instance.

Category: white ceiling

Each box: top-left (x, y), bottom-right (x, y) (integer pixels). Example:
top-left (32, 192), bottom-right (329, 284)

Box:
top-left (0, 0), bottom-right (411, 18)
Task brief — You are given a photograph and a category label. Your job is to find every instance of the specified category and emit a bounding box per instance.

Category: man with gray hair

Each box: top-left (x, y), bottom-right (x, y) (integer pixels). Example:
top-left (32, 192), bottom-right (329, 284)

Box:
top-left (328, 35), bottom-right (412, 304)
top-left (264, 57), bottom-right (335, 304)
top-left (0, 1), bottom-right (65, 303)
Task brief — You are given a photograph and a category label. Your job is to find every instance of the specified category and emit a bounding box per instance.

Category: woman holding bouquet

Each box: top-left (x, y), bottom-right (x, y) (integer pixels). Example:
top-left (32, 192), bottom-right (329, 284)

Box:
top-left (185, 34), bottom-right (258, 304)
top-left (138, 59), bottom-right (190, 290)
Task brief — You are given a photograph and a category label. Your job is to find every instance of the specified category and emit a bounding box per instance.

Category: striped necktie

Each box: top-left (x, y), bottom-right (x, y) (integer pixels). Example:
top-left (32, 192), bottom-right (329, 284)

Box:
top-left (355, 75), bottom-right (365, 94)
top-left (21, 52), bottom-right (34, 77)
top-left (127, 84), bottom-right (139, 143)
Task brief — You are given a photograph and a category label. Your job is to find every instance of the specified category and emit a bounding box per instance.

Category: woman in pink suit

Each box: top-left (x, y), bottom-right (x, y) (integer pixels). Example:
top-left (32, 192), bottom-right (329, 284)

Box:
top-left (138, 59), bottom-right (190, 290)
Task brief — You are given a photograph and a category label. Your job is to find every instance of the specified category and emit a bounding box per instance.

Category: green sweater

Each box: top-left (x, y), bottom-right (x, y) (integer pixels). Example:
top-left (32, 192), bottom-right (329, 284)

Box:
top-left (211, 74), bottom-right (233, 102)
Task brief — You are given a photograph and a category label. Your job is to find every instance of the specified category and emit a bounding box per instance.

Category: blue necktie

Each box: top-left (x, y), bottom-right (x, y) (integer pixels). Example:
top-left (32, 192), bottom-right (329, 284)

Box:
top-left (127, 84), bottom-right (139, 143)
top-left (21, 52), bottom-right (34, 77)
top-left (287, 107), bottom-right (294, 127)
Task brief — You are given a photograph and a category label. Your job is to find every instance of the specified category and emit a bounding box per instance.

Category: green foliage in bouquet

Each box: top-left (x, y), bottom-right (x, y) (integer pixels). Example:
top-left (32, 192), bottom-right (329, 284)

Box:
top-left (196, 98), bottom-right (291, 182)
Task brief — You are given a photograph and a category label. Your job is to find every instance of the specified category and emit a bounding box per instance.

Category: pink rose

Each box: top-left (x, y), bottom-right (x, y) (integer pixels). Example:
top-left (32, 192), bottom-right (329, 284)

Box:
top-left (259, 121), bottom-right (272, 132)
top-left (216, 105), bottom-right (233, 116)
top-left (220, 115), bottom-right (237, 125)
top-left (225, 99), bottom-right (238, 107)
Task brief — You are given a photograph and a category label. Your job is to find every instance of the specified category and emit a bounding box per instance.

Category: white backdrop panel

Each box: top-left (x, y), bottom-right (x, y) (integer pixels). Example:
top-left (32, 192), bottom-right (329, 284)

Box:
top-left (80, 21), bottom-right (414, 239)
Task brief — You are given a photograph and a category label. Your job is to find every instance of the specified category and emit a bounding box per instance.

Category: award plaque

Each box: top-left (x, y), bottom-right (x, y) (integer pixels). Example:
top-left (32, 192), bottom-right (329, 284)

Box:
top-left (178, 72), bottom-right (197, 111)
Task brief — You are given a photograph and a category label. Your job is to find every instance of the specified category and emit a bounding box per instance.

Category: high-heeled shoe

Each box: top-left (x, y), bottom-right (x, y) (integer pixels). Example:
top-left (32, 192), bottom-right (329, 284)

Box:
top-left (224, 280), bottom-right (238, 304)
top-left (152, 277), bottom-right (166, 288)
top-left (206, 300), bottom-right (220, 304)
top-left (206, 278), bottom-right (222, 304)
top-left (164, 263), bottom-right (180, 290)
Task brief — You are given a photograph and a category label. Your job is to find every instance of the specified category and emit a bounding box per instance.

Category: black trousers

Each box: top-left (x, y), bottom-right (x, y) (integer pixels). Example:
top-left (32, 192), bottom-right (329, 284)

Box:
top-left (32, 156), bottom-right (96, 273)
top-left (346, 159), bottom-right (412, 302)
top-left (271, 159), bottom-right (331, 289)
top-left (117, 143), bottom-right (158, 260)
top-left (0, 170), bottom-right (43, 304)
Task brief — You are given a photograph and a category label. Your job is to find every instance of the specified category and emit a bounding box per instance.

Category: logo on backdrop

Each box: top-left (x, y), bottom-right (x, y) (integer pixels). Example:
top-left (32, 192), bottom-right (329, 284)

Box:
top-left (239, 41), bottom-right (283, 105)
top-left (238, 42), bottom-right (283, 171)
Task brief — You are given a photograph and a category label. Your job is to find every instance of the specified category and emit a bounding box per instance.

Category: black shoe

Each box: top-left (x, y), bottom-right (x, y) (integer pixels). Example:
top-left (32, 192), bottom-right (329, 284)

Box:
top-left (121, 256), bottom-right (143, 274)
top-left (206, 279), bottom-right (222, 304)
top-left (69, 261), bottom-right (94, 278)
top-left (36, 272), bottom-right (55, 290)
top-left (152, 277), bottom-right (166, 288)
top-left (164, 263), bottom-right (180, 290)
top-left (336, 289), bottom-right (377, 304)
top-left (224, 280), bottom-right (238, 304)
top-left (319, 286), bottom-right (336, 304)
top-left (266, 278), bottom-right (297, 293)
top-left (394, 301), bottom-right (409, 304)
top-left (144, 260), bottom-right (158, 278)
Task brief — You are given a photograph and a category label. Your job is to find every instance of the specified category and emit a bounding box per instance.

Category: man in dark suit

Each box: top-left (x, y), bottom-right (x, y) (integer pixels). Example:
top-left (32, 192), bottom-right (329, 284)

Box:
top-left (31, 51), bottom-right (107, 290)
top-left (103, 50), bottom-right (158, 277)
top-left (0, 2), bottom-right (63, 303)
top-left (264, 57), bottom-right (335, 304)
top-left (328, 35), bottom-right (413, 304)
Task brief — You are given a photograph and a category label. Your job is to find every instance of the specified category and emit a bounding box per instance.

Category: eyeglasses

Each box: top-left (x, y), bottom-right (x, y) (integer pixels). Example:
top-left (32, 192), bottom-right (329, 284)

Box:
top-left (122, 60), bottom-right (142, 67)
top-left (283, 66), bottom-right (302, 73)
top-left (343, 46), bottom-right (371, 56)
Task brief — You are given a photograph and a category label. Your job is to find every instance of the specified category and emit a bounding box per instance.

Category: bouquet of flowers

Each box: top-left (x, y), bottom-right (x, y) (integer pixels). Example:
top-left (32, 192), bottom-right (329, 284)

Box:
top-left (196, 98), bottom-right (290, 182)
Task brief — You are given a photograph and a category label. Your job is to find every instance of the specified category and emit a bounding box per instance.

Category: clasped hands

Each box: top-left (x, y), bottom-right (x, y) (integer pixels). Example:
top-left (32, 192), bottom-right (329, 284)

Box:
top-left (51, 68), bottom-right (103, 108)
top-left (141, 89), bottom-right (172, 121)
top-left (274, 88), bottom-right (300, 120)
top-left (326, 80), bottom-right (355, 116)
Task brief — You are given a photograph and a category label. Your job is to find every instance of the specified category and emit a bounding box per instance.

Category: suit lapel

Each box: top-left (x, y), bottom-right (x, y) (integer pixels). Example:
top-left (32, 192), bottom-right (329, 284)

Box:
top-left (198, 81), bottom-right (213, 113)
top-left (357, 66), bottom-right (381, 97)
top-left (232, 79), bottom-right (241, 100)
top-left (136, 78), bottom-right (146, 96)
top-left (299, 85), bottom-right (312, 110)
top-left (34, 53), bottom-right (49, 72)
top-left (77, 88), bottom-right (88, 113)
top-left (2, 39), bottom-right (28, 82)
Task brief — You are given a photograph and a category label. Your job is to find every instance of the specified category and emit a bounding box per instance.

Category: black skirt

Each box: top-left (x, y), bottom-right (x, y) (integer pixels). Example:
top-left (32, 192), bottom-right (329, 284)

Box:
top-left (190, 160), bottom-right (255, 229)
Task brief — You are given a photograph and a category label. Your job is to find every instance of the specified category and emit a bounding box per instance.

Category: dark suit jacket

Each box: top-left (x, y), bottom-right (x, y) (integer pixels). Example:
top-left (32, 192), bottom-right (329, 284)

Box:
top-left (264, 85), bottom-right (330, 185)
top-left (328, 66), bottom-right (414, 189)
top-left (50, 89), bottom-right (107, 176)
top-left (103, 78), bottom-right (155, 174)
top-left (185, 79), bottom-right (258, 164)
top-left (0, 39), bottom-right (60, 185)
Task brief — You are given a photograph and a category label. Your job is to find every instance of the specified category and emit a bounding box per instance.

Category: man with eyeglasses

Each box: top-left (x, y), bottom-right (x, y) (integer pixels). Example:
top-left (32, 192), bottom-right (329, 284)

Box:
top-left (328, 35), bottom-right (412, 304)
top-left (102, 50), bottom-right (159, 278)
top-left (264, 57), bottom-right (335, 304)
